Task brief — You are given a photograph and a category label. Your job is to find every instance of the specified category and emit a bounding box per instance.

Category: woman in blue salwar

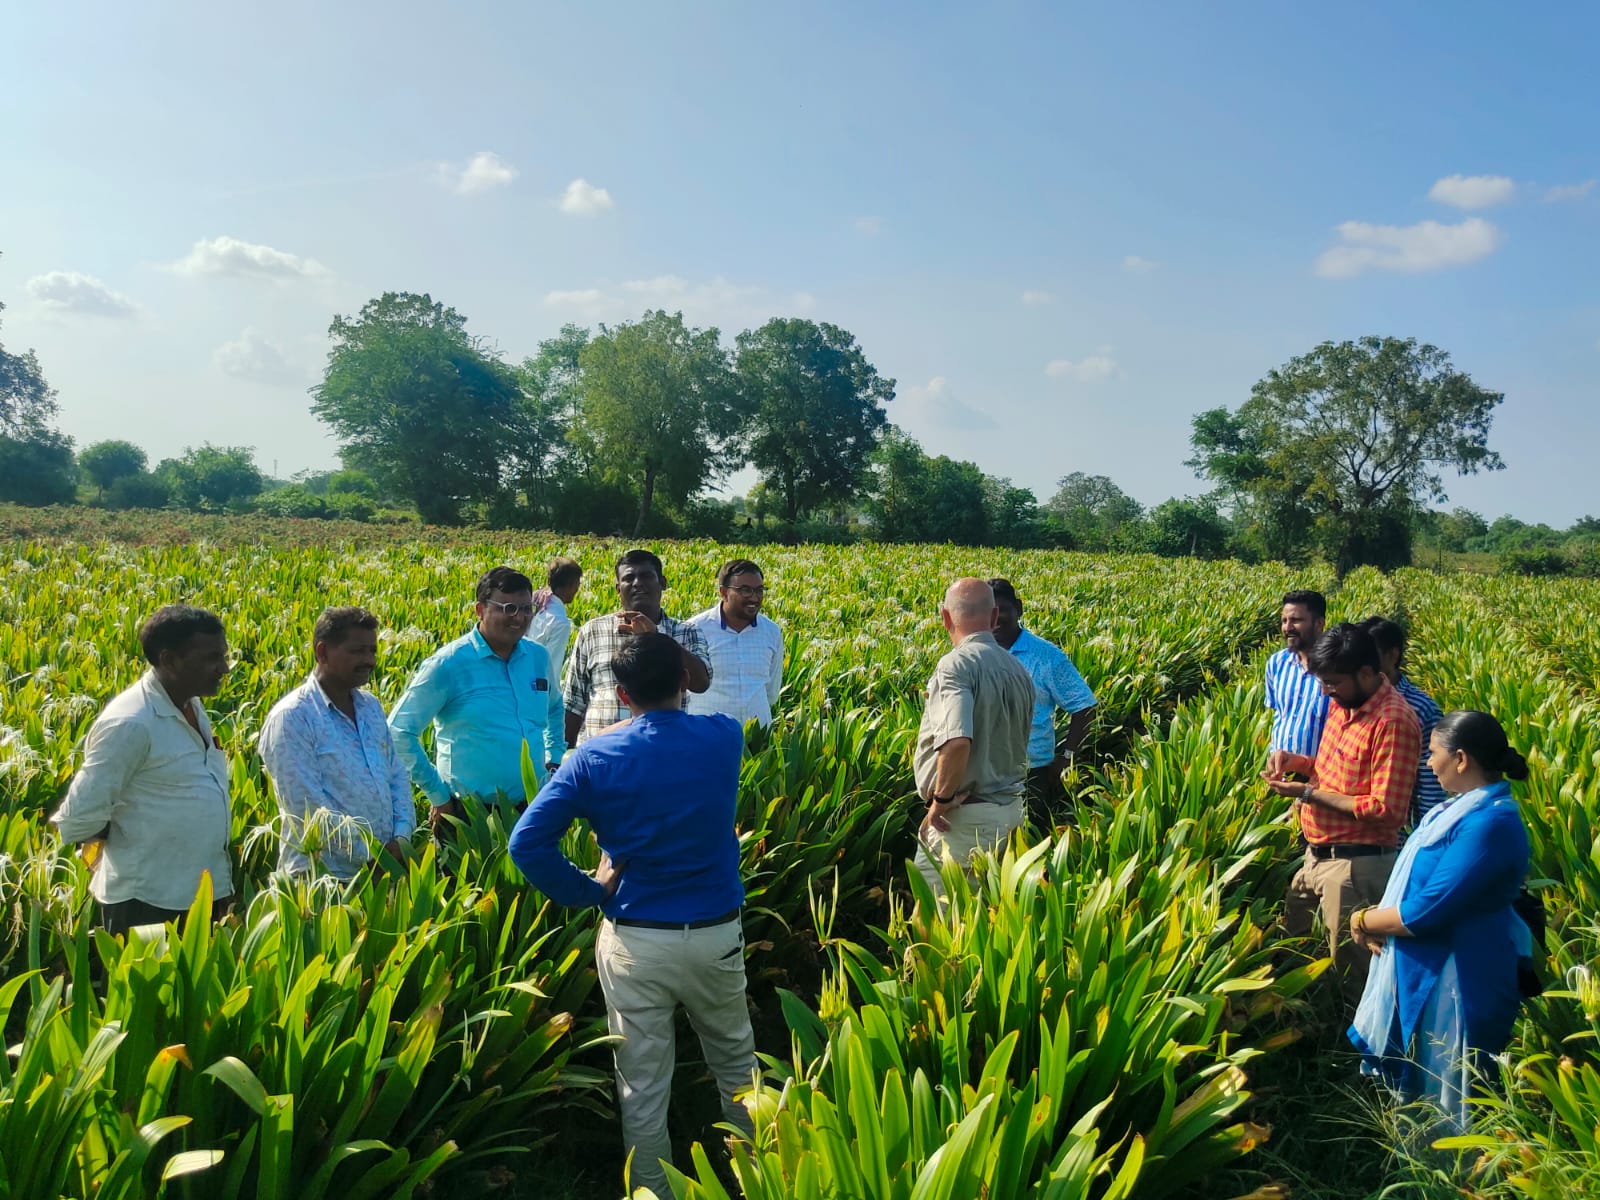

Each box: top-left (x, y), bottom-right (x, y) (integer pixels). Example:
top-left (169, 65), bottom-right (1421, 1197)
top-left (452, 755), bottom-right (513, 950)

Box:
top-left (1346, 709), bottom-right (1532, 1130)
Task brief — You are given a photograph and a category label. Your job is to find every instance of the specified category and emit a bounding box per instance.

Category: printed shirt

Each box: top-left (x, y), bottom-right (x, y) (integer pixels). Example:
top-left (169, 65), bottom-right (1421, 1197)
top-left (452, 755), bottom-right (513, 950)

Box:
top-left (258, 674), bottom-right (417, 879)
top-left (1395, 675), bottom-right (1449, 824)
top-left (563, 612), bottom-right (713, 745)
top-left (525, 593), bottom-right (574, 765)
top-left (50, 671), bottom-right (233, 908)
top-left (1265, 648), bottom-right (1331, 756)
top-left (388, 628), bottom-right (552, 806)
top-left (913, 631), bottom-right (1034, 803)
top-left (1006, 627), bottom-right (1098, 768)
top-left (682, 603), bottom-right (785, 727)
top-left (1302, 677), bottom-right (1421, 847)
top-left (508, 709), bottom-right (745, 922)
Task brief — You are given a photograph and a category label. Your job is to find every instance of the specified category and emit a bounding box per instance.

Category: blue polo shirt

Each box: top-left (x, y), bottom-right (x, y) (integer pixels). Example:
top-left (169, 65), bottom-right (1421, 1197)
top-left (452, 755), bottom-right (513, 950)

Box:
top-left (508, 709), bottom-right (745, 922)
top-left (389, 627), bottom-right (551, 806)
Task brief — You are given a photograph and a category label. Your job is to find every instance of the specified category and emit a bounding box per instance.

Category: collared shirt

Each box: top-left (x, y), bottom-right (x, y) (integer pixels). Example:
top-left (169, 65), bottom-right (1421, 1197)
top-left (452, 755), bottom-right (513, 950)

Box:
top-left (508, 709), bottom-right (745, 922)
top-left (1302, 677), bottom-right (1421, 847)
top-left (50, 671), bottom-right (233, 908)
top-left (525, 593), bottom-right (573, 766)
top-left (1265, 648), bottom-right (1331, 756)
top-left (1395, 675), bottom-right (1448, 824)
top-left (259, 674), bottom-right (417, 879)
top-left (913, 631), bottom-right (1033, 803)
top-left (1005, 627), bottom-right (1098, 768)
top-left (563, 612), bottom-right (713, 745)
top-left (389, 628), bottom-right (552, 806)
top-left (683, 603), bottom-right (785, 727)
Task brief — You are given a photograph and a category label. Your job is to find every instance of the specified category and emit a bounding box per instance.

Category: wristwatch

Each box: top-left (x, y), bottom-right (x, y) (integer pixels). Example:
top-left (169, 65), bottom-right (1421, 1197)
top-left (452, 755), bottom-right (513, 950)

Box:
top-left (930, 793), bottom-right (957, 805)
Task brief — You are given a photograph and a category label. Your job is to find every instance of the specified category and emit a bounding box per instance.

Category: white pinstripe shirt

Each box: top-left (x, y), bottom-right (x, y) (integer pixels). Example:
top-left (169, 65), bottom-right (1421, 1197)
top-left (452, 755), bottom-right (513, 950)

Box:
top-left (682, 603), bottom-right (785, 727)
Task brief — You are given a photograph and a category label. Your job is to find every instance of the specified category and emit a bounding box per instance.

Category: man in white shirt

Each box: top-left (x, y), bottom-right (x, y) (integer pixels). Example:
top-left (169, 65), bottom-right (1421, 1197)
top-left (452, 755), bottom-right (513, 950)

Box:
top-left (525, 555), bottom-right (583, 769)
top-left (684, 558), bottom-right (784, 728)
top-left (51, 605), bottom-right (235, 934)
top-left (259, 606), bottom-right (417, 880)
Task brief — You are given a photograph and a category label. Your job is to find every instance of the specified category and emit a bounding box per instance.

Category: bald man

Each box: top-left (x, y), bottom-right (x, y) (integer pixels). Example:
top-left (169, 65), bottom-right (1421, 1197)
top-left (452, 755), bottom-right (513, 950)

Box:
top-left (911, 577), bottom-right (1035, 899)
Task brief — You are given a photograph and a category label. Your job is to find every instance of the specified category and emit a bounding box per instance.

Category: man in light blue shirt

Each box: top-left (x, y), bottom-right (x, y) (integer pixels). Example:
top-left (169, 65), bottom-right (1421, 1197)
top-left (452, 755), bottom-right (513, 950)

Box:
top-left (259, 606), bottom-right (416, 879)
top-left (988, 578), bottom-right (1097, 829)
top-left (390, 567), bottom-right (552, 826)
top-left (525, 555), bottom-right (583, 769)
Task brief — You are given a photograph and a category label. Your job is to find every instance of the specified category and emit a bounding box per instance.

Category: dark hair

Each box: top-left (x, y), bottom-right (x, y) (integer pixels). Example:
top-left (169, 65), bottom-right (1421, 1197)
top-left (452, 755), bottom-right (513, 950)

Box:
top-left (1434, 710), bottom-right (1530, 782)
top-left (717, 558), bottom-right (762, 586)
top-left (139, 605), bottom-right (224, 665)
top-left (314, 605), bottom-right (379, 648)
top-left (611, 632), bottom-right (684, 706)
top-left (547, 556), bottom-right (583, 590)
top-left (1360, 616), bottom-right (1407, 658)
top-left (1306, 621), bottom-right (1381, 677)
top-left (1282, 590), bottom-right (1327, 621)
top-left (476, 566), bottom-right (534, 603)
top-left (615, 549), bottom-right (664, 582)
top-left (987, 577), bottom-right (1021, 609)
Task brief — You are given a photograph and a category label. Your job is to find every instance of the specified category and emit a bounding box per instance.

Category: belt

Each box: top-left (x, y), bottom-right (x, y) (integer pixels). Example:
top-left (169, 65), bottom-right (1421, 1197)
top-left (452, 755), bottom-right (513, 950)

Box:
top-left (1307, 842), bottom-right (1393, 861)
top-left (613, 907), bottom-right (741, 931)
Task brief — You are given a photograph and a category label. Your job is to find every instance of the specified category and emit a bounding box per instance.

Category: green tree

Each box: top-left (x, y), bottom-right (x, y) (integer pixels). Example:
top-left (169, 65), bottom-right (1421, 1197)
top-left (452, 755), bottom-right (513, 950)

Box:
top-left (864, 428), bottom-right (1002, 545)
top-left (577, 310), bottom-right (741, 536)
top-left (311, 292), bottom-right (523, 525)
top-left (511, 323), bottom-right (590, 520)
top-left (0, 257), bottom-right (58, 441)
top-left (78, 439), bottom-right (148, 498)
top-left (1046, 472), bottom-right (1144, 549)
top-left (0, 430), bottom-right (76, 505)
top-left (1189, 336), bottom-right (1504, 575)
top-left (106, 471), bottom-right (172, 510)
top-left (734, 318), bottom-right (893, 524)
top-left (157, 444), bottom-right (264, 510)
top-left (1145, 497), bottom-right (1233, 559)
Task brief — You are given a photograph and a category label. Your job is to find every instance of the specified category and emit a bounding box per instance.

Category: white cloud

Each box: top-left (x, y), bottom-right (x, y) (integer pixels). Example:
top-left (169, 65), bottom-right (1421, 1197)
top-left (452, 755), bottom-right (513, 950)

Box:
top-left (1314, 217), bottom-right (1501, 279)
top-left (213, 330), bottom-right (305, 385)
top-left (1121, 255), bottom-right (1158, 273)
top-left (559, 178), bottom-right (614, 215)
top-left (25, 271), bottom-right (137, 317)
top-left (904, 376), bottom-right (995, 430)
top-left (1021, 289), bottom-right (1054, 306)
top-left (1545, 180), bottom-right (1596, 202)
top-left (441, 151), bottom-right (518, 196)
top-left (543, 274), bottom-right (801, 329)
top-left (854, 216), bottom-right (883, 236)
top-left (1427, 174), bottom-right (1516, 209)
top-left (173, 236), bottom-right (327, 280)
top-left (1045, 354), bottom-right (1118, 382)
top-left (791, 291), bottom-right (818, 313)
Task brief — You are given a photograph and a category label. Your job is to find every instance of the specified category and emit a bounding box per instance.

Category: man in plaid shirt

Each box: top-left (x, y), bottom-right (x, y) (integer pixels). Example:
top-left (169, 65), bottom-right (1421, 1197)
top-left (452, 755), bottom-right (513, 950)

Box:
top-left (562, 549), bottom-right (713, 749)
top-left (1261, 622), bottom-right (1420, 1008)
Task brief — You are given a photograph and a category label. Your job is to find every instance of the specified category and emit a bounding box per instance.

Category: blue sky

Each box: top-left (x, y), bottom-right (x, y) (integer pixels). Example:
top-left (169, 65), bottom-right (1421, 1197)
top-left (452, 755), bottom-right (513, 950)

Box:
top-left (3, 1), bottom-right (1595, 523)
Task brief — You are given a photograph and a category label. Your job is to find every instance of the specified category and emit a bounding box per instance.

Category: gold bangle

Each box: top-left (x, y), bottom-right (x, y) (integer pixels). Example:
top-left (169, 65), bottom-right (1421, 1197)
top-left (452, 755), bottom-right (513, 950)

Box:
top-left (1353, 906), bottom-right (1369, 934)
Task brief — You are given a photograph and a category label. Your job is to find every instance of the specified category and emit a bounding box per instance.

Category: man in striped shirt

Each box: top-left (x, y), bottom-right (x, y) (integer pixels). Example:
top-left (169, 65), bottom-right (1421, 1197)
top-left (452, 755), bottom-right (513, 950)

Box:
top-left (1262, 622), bottom-right (1420, 1008)
top-left (1361, 617), bottom-right (1448, 826)
top-left (1264, 590), bottom-right (1330, 778)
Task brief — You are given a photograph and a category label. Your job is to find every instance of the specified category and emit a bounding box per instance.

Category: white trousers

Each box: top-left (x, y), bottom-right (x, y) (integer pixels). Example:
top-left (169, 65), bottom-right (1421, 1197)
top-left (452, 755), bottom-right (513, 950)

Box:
top-left (912, 798), bottom-right (1024, 899)
top-left (595, 917), bottom-right (757, 1197)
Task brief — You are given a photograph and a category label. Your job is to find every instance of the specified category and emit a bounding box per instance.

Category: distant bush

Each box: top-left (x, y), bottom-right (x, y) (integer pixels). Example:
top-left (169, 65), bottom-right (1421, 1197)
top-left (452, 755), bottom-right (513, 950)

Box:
top-left (1500, 547), bottom-right (1571, 577)
top-left (106, 471), bottom-right (172, 510)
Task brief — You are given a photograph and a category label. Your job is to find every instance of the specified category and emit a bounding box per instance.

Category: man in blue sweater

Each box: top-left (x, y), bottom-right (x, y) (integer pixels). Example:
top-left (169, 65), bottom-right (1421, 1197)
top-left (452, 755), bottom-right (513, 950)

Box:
top-left (509, 632), bottom-right (755, 1197)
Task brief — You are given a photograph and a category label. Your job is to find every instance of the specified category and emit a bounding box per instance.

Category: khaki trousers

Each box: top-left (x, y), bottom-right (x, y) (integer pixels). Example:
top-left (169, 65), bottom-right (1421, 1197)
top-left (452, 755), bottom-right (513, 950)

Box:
top-left (1283, 847), bottom-right (1397, 1011)
top-left (913, 798), bottom-right (1024, 900)
top-left (595, 917), bottom-right (757, 1197)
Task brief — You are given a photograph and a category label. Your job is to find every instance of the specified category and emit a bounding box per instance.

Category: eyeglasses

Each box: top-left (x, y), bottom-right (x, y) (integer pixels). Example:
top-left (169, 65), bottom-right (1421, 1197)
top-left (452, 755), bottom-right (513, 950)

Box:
top-left (484, 600), bottom-right (537, 616)
top-left (727, 585), bottom-right (766, 598)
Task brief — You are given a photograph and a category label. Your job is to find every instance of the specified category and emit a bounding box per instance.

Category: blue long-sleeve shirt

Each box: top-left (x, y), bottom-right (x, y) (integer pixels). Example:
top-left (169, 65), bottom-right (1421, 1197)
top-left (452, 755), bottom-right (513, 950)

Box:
top-left (508, 709), bottom-right (745, 922)
top-left (388, 628), bottom-right (551, 806)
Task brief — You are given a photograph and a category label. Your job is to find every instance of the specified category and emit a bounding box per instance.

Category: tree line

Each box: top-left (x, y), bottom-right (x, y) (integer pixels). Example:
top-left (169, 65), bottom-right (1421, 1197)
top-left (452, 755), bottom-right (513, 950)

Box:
top-left (6, 262), bottom-right (1596, 574)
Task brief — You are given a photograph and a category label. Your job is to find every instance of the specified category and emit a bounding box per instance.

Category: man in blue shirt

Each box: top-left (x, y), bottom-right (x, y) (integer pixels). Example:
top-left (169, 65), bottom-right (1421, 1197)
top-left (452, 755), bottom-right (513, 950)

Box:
top-left (1361, 616), bottom-right (1448, 826)
top-left (988, 578), bottom-right (1097, 829)
top-left (389, 567), bottom-right (552, 829)
top-left (1265, 589), bottom-right (1331, 779)
top-left (509, 633), bottom-right (755, 1197)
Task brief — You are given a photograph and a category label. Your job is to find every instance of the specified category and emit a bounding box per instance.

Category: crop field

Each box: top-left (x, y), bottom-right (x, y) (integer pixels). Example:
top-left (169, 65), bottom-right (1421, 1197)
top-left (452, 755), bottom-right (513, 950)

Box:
top-left (2, 512), bottom-right (1599, 1199)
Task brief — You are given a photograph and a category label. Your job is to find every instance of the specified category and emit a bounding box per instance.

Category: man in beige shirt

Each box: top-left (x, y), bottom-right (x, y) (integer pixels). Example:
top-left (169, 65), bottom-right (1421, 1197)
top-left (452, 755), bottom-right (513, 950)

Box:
top-left (912, 577), bottom-right (1035, 899)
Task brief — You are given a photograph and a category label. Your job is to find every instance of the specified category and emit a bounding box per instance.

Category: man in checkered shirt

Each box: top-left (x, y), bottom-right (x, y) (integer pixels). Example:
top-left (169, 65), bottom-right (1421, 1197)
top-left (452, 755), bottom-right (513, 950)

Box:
top-left (1261, 622), bottom-right (1420, 1009)
top-left (562, 549), bottom-right (713, 749)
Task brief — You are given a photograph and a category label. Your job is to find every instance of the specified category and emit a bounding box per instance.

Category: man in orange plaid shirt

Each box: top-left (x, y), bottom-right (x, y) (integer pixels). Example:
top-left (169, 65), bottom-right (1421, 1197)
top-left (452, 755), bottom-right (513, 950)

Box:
top-left (1262, 622), bottom-right (1420, 1008)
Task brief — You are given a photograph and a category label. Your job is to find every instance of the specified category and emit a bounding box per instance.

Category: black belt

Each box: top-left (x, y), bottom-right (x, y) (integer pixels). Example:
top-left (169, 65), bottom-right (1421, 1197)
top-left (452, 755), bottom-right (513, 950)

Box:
top-left (1307, 842), bottom-right (1393, 861)
top-left (613, 907), bottom-right (741, 931)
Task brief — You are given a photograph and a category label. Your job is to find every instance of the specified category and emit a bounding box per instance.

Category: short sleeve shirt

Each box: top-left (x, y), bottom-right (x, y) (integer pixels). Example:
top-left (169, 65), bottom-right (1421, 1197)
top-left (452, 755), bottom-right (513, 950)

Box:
top-left (913, 631), bottom-right (1034, 803)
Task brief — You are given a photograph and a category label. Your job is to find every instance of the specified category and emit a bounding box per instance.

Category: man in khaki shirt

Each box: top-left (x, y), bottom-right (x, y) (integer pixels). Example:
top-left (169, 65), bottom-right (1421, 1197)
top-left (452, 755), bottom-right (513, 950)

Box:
top-left (912, 577), bottom-right (1034, 899)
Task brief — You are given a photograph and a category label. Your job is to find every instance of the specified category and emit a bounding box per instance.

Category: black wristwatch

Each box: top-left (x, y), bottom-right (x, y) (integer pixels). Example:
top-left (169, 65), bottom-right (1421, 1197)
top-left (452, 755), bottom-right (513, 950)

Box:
top-left (930, 793), bottom-right (956, 805)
